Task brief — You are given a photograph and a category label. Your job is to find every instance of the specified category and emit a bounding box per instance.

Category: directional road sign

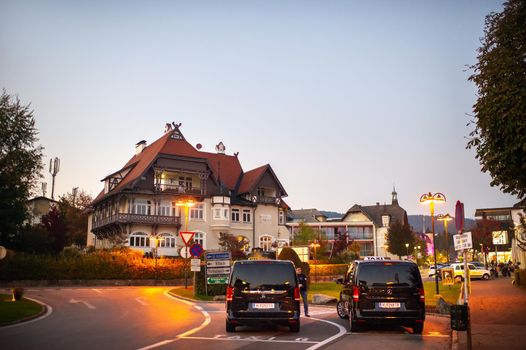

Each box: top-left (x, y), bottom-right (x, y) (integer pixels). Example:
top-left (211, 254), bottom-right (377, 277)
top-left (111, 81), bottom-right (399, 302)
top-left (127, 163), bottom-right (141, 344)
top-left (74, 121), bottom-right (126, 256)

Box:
top-left (207, 276), bottom-right (228, 284)
top-left (206, 252), bottom-right (231, 260)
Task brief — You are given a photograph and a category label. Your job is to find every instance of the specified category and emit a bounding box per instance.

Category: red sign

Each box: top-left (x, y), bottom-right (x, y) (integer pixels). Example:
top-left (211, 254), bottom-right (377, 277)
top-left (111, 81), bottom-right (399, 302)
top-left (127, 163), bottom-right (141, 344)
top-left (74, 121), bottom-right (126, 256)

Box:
top-left (180, 231), bottom-right (195, 246)
top-left (190, 243), bottom-right (204, 258)
top-left (455, 201), bottom-right (464, 233)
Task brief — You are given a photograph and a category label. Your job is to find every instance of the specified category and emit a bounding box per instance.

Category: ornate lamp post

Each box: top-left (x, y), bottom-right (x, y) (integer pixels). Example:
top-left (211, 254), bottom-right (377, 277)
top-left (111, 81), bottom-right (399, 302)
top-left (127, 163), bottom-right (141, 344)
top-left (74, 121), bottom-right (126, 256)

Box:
top-left (405, 243), bottom-right (410, 258)
top-left (420, 192), bottom-right (446, 295)
top-left (309, 241), bottom-right (321, 283)
top-left (176, 199), bottom-right (196, 289)
top-left (437, 213), bottom-right (453, 264)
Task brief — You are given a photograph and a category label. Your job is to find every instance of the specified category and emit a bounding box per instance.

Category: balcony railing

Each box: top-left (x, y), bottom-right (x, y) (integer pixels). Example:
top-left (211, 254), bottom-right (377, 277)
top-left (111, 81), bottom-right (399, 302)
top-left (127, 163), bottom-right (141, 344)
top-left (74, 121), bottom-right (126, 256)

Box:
top-left (348, 233), bottom-right (374, 240)
top-left (257, 196), bottom-right (278, 204)
top-left (154, 184), bottom-right (203, 195)
top-left (92, 213), bottom-right (181, 230)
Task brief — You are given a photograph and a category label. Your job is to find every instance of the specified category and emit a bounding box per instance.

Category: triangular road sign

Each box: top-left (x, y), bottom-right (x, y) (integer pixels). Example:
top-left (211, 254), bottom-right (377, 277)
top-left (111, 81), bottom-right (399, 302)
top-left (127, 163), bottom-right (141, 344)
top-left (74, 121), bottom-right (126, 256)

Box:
top-left (180, 231), bottom-right (195, 246)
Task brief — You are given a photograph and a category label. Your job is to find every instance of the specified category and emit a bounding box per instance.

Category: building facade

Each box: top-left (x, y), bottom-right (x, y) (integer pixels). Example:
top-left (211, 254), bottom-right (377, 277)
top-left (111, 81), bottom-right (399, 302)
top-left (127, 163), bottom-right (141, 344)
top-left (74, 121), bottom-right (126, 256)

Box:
top-left (26, 196), bottom-right (57, 225)
top-left (474, 198), bottom-right (526, 267)
top-left (87, 123), bottom-right (289, 256)
top-left (286, 189), bottom-right (407, 258)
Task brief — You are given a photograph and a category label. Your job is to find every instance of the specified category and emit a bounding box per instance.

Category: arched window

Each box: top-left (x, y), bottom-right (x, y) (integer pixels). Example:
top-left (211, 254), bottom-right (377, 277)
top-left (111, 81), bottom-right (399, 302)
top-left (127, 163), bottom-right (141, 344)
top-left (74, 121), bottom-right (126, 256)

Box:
top-left (259, 235), bottom-right (273, 251)
top-left (193, 231), bottom-right (206, 249)
top-left (129, 232), bottom-right (150, 247)
top-left (158, 233), bottom-right (177, 248)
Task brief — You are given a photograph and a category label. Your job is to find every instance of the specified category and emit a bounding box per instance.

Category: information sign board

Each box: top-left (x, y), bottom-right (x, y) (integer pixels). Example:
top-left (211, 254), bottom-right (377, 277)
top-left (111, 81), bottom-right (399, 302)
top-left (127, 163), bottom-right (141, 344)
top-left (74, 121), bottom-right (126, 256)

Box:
top-left (453, 231), bottom-right (473, 251)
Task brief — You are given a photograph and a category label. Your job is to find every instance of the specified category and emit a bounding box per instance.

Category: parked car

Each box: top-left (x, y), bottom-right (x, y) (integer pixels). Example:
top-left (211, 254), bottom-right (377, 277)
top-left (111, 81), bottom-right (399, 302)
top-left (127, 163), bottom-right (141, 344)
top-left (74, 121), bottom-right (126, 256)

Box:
top-left (470, 261), bottom-right (487, 269)
top-left (336, 260), bottom-right (425, 334)
top-left (449, 263), bottom-right (491, 281)
top-left (429, 264), bottom-right (449, 278)
top-left (225, 260), bottom-right (301, 332)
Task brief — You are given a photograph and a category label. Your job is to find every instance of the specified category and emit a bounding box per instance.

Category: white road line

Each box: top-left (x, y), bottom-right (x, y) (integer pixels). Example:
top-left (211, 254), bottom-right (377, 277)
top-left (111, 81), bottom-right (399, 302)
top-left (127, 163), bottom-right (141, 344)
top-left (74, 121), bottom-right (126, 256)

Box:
top-left (69, 298), bottom-right (96, 309)
top-left (136, 290), bottom-right (211, 350)
top-left (2, 297), bottom-right (53, 328)
top-left (305, 316), bottom-right (347, 350)
top-left (92, 289), bottom-right (103, 294)
top-left (180, 336), bottom-right (318, 344)
top-left (136, 297), bottom-right (149, 306)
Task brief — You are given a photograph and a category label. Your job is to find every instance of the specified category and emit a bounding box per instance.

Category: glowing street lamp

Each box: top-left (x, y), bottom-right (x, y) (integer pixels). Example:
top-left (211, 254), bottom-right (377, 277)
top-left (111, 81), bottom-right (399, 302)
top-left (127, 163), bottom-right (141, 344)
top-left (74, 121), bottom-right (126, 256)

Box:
top-left (176, 199), bottom-right (196, 289)
top-left (420, 192), bottom-right (446, 295)
top-left (309, 241), bottom-right (321, 283)
top-left (405, 243), bottom-right (410, 258)
top-left (437, 213), bottom-right (453, 264)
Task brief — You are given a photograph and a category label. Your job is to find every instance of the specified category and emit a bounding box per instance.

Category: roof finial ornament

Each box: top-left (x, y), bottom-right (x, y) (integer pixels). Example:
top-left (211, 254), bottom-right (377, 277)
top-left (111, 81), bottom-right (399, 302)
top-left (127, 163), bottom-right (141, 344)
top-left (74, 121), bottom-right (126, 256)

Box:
top-left (215, 141), bottom-right (226, 154)
top-left (164, 123), bottom-right (172, 133)
top-left (172, 122), bottom-right (181, 129)
top-left (234, 152), bottom-right (239, 158)
top-left (392, 185), bottom-right (399, 205)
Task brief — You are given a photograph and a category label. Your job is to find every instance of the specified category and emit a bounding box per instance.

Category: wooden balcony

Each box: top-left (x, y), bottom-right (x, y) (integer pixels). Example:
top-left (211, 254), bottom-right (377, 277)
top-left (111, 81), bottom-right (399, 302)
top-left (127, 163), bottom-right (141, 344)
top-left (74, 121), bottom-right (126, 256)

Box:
top-left (154, 184), bottom-right (204, 196)
top-left (92, 213), bottom-right (181, 231)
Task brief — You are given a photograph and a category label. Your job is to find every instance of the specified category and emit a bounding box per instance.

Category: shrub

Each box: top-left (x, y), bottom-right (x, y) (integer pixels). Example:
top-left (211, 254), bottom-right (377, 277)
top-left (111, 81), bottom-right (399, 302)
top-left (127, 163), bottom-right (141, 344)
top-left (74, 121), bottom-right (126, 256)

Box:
top-left (277, 247), bottom-right (302, 268)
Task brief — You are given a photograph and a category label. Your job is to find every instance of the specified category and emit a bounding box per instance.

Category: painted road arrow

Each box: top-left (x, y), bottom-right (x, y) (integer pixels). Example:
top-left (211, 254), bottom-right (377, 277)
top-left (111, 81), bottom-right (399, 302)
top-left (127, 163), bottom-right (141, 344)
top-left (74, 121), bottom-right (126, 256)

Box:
top-left (69, 298), bottom-right (96, 309)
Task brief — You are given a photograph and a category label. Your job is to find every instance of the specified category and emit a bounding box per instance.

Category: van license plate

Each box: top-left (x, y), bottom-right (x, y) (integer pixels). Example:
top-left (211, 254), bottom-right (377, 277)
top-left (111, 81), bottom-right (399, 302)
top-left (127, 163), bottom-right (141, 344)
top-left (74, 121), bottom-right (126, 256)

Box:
top-left (252, 303), bottom-right (275, 309)
top-left (379, 302), bottom-right (401, 308)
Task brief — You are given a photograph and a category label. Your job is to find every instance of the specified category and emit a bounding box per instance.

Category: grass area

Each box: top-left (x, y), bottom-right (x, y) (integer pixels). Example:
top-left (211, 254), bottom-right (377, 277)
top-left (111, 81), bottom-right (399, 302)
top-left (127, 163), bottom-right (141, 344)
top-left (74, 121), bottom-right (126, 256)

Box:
top-left (424, 281), bottom-right (461, 309)
top-left (169, 287), bottom-right (216, 301)
top-left (0, 293), bottom-right (44, 326)
top-left (170, 280), bottom-right (461, 311)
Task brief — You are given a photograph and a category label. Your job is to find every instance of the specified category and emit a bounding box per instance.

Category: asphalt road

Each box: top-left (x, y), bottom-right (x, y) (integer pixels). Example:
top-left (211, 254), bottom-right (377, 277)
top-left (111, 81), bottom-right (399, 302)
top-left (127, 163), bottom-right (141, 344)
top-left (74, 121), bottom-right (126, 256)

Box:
top-left (0, 287), bottom-right (451, 350)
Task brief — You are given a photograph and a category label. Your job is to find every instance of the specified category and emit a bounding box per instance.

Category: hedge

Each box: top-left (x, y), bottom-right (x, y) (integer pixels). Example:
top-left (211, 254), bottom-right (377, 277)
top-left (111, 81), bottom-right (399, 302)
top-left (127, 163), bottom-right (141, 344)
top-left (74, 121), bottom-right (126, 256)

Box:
top-left (0, 249), bottom-right (186, 281)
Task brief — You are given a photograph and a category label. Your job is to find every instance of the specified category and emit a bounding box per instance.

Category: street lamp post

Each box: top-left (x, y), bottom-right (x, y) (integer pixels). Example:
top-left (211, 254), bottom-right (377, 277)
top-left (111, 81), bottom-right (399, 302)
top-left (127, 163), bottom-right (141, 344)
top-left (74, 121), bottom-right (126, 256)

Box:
top-left (176, 199), bottom-right (195, 289)
top-left (405, 243), bottom-right (409, 258)
top-left (437, 213), bottom-right (453, 264)
top-left (309, 241), bottom-right (320, 283)
top-left (420, 192), bottom-right (446, 295)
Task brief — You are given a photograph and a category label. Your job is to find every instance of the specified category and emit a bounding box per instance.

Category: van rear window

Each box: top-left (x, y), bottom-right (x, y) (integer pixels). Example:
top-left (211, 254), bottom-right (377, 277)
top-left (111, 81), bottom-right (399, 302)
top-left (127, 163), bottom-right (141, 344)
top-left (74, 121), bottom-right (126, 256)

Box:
top-left (358, 263), bottom-right (422, 287)
top-left (230, 264), bottom-right (297, 290)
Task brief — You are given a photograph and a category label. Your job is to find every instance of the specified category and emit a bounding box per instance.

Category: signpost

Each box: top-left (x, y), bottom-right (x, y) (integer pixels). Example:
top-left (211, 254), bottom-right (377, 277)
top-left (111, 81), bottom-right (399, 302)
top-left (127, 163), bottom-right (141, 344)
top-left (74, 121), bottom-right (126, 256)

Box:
top-left (454, 200), bottom-right (472, 350)
top-left (205, 251), bottom-right (231, 295)
top-left (190, 258), bottom-right (201, 272)
top-left (179, 231), bottom-right (194, 289)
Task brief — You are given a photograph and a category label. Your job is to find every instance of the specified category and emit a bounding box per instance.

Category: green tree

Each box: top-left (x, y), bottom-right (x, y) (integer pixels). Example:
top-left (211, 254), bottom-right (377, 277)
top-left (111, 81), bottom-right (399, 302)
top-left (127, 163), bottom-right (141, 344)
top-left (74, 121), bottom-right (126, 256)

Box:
top-left (467, 0), bottom-right (526, 199)
top-left (58, 189), bottom-right (92, 247)
top-left (386, 220), bottom-right (416, 259)
top-left (217, 232), bottom-right (247, 260)
top-left (277, 246), bottom-right (302, 268)
top-left (41, 206), bottom-right (68, 253)
top-left (293, 221), bottom-right (317, 245)
top-left (0, 90), bottom-right (44, 247)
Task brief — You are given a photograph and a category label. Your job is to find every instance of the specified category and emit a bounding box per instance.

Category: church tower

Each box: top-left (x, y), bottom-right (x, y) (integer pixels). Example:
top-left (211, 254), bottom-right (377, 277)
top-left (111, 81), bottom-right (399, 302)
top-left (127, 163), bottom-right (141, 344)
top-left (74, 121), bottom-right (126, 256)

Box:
top-left (392, 186), bottom-right (399, 206)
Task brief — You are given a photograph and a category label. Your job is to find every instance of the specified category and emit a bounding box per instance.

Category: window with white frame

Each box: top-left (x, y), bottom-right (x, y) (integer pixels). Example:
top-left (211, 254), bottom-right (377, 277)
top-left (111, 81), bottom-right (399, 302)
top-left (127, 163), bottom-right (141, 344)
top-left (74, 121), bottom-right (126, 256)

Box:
top-left (158, 233), bottom-right (176, 248)
top-left (242, 209), bottom-right (251, 223)
top-left (159, 201), bottom-right (172, 216)
top-left (259, 235), bottom-right (273, 251)
top-left (279, 210), bottom-right (285, 225)
top-left (231, 208), bottom-right (240, 222)
top-left (213, 206), bottom-right (228, 220)
top-left (134, 200), bottom-right (151, 215)
top-left (193, 231), bottom-right (205, 248)
top-left (129, 232), bottom-right (150, 247)
top-left (190, 203), bottom-right (204, 220)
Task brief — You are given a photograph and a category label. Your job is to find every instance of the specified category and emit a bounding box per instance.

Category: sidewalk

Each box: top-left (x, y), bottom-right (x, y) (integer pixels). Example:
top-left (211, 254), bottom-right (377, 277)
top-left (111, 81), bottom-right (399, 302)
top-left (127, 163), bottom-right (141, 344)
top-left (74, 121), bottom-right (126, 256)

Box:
top-left (454, 277), bottom-right (526, 350)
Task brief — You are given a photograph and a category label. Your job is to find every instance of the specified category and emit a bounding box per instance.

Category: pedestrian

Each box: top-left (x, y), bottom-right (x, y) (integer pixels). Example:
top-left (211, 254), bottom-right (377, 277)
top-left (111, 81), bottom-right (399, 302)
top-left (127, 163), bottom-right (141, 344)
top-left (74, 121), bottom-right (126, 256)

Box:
top-left (296, 267), bottom-right (310, 317)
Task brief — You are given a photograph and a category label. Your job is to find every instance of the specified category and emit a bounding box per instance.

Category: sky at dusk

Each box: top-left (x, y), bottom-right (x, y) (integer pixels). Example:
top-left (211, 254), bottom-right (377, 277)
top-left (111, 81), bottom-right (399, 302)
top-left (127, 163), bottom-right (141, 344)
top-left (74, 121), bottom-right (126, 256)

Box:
top-left (1, 0), bottom-right (519, 218)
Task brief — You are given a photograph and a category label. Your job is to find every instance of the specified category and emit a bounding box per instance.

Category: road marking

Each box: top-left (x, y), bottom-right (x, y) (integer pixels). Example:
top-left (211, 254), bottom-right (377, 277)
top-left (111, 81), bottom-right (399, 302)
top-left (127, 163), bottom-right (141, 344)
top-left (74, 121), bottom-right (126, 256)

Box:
top-left (1, 297), bottom-right (53, 328)
top-left (69, 298), bottom-right (96, 309)
top-left (136, 290), bottom-right (212, 350)
top-left (92, 289), bottom-right (103, 294)
top-left (180, 335), bottom-right (317, 344)
top-left (136, 297), bottom-right (149, 306)
top-left (305, 316), bottom-right (347, 350)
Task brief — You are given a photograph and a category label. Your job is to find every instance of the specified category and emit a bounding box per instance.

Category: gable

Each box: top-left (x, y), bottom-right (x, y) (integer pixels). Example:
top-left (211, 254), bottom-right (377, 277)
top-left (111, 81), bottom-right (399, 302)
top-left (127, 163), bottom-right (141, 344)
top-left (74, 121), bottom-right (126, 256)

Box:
top-left (342, 212), bottom-right (371, 223)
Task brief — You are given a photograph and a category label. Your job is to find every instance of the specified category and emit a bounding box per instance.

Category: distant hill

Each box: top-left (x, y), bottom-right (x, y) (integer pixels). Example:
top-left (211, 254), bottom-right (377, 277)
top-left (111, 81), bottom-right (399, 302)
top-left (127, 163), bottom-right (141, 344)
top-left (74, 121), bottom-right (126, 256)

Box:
top-left (408, 215), bottom-right (476, 234)
top-left (318, 211), bottom-right (476, 233)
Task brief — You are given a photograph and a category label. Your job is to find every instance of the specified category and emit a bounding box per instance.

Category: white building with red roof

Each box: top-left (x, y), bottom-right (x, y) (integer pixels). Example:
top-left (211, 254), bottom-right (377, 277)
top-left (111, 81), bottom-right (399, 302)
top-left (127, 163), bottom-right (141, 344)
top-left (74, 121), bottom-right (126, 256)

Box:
top-left (87, 123), bottom-right (290, 256)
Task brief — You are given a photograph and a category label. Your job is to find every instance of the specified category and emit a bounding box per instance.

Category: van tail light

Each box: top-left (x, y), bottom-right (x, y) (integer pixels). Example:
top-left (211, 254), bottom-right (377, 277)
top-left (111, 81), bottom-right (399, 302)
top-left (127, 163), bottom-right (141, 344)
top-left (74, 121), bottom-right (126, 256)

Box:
top-left (419, 288), bottom-right (425, 303)
top-left (226, 286), bottom-right (233, 301)
top-left (352, 286), bottom-right (360, 302)
top-left (294, 286), bottom-right (301, 301)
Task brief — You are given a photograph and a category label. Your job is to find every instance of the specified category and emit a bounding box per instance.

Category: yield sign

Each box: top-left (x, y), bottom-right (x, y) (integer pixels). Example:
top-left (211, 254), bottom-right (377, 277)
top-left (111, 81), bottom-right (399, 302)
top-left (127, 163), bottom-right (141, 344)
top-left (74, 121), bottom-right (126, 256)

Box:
top-left (180, 231), bottom-right (195, 246)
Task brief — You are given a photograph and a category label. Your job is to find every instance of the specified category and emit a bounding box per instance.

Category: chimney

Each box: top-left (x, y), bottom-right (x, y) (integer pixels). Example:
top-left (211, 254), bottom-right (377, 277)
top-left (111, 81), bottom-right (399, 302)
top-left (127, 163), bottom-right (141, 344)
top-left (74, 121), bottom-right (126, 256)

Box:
top-left (135, 140), bottom-right (147, 155)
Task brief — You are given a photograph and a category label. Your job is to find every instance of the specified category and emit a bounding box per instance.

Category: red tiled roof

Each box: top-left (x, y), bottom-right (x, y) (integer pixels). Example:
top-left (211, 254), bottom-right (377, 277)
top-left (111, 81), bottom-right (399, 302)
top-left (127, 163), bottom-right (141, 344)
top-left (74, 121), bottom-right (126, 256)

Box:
top-left (238, 164), bottom-right (268, 194)
top-left (92, 128), bottom-right (248, 205)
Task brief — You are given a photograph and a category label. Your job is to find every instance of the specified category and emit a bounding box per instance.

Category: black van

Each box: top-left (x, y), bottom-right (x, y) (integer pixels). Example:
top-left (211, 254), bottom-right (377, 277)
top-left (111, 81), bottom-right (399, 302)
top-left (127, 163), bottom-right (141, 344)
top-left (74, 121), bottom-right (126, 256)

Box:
top-left (225, 260), bottom-right (301, 332)
top-left (336, 260), bottom-right (425, 334)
